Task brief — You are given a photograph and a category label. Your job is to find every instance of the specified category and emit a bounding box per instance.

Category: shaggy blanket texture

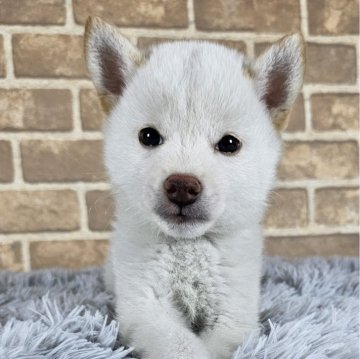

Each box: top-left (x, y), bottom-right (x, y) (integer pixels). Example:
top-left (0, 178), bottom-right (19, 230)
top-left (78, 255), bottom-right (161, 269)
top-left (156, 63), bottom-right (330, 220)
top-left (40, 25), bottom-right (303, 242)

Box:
top-left (0, 257), bottom-right (358, 358)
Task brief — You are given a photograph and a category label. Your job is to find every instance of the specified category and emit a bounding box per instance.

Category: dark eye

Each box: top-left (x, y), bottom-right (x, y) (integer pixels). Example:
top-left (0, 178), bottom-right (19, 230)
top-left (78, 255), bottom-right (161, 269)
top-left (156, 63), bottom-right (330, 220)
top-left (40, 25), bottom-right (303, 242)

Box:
top-left (216, 135), bottom-right (242, 154)
top-left (139, 127), bottom-right (163, 147)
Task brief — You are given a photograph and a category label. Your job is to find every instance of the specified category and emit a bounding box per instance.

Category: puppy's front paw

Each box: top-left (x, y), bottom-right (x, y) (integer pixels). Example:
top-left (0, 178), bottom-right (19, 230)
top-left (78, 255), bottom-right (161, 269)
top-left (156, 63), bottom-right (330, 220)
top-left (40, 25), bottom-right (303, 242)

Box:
top-left (140, 341), bottom-right (210, 359)
top-left (202, 325), bottom-right (258, 359)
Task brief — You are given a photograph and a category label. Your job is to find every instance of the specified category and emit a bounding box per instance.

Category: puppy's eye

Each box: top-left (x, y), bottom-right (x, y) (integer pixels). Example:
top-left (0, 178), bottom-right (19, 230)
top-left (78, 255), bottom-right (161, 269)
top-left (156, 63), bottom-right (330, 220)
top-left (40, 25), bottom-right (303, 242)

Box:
top-left (139, 127), bottom-right (163, 147)
top-left (216, 135), bottom-right (242, 154)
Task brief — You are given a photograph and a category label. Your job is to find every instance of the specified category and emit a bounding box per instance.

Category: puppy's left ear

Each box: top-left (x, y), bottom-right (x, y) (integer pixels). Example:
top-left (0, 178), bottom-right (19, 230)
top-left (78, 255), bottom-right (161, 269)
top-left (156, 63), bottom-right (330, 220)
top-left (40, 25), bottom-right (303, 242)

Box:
top-left (84, 16), bottom-right (144, 113)
top-left (254, 34), bottom-right (305, 131)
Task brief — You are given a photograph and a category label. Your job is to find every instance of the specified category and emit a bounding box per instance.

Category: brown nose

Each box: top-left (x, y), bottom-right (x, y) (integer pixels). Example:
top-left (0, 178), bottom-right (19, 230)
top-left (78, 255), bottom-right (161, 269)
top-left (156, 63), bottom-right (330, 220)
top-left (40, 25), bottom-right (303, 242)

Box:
top-left (164, 174), bottom-right (202, 207)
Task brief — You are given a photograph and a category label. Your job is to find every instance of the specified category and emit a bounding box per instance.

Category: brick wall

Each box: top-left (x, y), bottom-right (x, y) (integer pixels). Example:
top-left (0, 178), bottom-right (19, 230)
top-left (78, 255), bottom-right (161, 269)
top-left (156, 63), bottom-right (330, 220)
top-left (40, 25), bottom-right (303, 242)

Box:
top-left (0, 0), bottom-right (358, 271)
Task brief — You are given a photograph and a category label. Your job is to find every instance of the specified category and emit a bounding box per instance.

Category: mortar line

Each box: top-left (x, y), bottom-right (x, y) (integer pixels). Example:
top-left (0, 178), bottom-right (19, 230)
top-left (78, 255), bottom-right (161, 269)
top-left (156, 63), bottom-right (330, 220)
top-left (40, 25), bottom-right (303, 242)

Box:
top-left (355, 35), bottom-right (360, 88)
top-left (0, 132), bottom-right (104, 140)
top-left (299, 0), bottom-right (309, 39)
top-left (3, 31), bottom-right (14, 80)
top-left (302, 87), bottom-right (313, 132)
top-left (76, 183), bottom-right (90, 235)
top-left (21, 239), bottom-right (31, 272)
top-left (70, 85), bottom-right (82, 134)
top-left (0, 79), bottom-right (93, 87)
top-left (304, 84), bottom-right (359, 94)
top-left (28, 237), bottom-right (110, 242)
top-left (0, 182), bottom-right (110, 191)
top-left (65, 0), bottom-right (76, 28)
top-left (244, 38), bottom-right (254, 58)
top-left (11, 139), bottom-right (24, 185)
top-left (307, 185), bottom-right (316, 226)
top-left (275, 179), bottom-right (359, 189)
top-left (264, 226), bottom-right (359, 236)
top-left (187, 0), bottom-right (196, 31)
top-left (0, 232), bottom-right (111, 243)
top-left (282, 132), bottom-right (359, 141)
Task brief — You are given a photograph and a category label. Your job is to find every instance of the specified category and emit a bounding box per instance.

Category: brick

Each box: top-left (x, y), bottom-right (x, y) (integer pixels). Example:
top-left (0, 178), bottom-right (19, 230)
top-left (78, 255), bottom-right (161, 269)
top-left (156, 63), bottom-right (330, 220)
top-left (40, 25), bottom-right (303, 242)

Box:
top-left (73, 0), bottom-right (188, 28)
top-left (0, 36), bottom-right (5, 78)
top-left (308, 0), bottom-right (359, 35)
top-left (86, 190), bottom-right (114, 231)
top-left (30, 240), bottom-right (108, 269)
top-left (0, 190), bottom-right (79, 233)
top-left (0, 141), bottom-right (13, 182)
top-left (311, 94), bottom-right (359, 131)
top-left (137, 37), bottom-right (247, 54)
top-left (0, 89), bottom-right (72, 131)
top-left (305, 43), bottom-right (356, 84)
top-left (21, 140), bottom-right (106, 182)
top-left (12, 34), bottom-right (87, 78)
top-left (278, 141), bottom-right (358, 180)
top-left (253, 0), bottom-right (301, 32)
top-left (265, 234), bottom-right (359, 257)
top-left (80, 89), bottom-right (105, 131)
top-left (286, 95), bottom-right (305, 132)
top-left (194, 0), bottom-right (254, 31)
top-left (0, 242), bottom-right (23, 271)
top-left (0, 0), bottom-right (65, 25)
top-left (264, 189), bottom-right (308, 228)
top-left (194, 0), bottom-right (300, 32)
top-left (315, 188), bottom-right (359, 226)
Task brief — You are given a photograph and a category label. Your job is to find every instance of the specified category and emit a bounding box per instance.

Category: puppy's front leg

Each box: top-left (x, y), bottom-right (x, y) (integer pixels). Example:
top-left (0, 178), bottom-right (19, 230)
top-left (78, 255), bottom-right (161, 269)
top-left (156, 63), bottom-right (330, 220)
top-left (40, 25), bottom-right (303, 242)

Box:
top-left (118, 296), bottom-right (210, 359)
top-left (201, 320), bottom-right (259, 359)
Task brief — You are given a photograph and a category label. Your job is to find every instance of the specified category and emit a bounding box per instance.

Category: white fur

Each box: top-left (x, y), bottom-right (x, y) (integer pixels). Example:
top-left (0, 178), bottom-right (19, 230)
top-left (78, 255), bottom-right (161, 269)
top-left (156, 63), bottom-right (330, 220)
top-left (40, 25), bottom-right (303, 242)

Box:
top-left (85, 18), bottom-right (304, 359)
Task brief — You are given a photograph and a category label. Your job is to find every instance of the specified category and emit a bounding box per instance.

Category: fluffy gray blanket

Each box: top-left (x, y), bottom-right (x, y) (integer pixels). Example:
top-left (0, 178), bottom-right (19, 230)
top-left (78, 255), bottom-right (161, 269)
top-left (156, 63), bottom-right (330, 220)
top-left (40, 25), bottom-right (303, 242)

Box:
top-left (0, 257), bottom-right (358, 358)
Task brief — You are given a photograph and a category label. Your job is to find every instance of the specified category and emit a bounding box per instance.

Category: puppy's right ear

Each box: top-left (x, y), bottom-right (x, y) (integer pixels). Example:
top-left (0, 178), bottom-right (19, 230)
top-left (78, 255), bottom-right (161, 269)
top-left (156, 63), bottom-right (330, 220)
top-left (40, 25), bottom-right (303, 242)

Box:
top-left (84, 16), bottom-right (144, 113)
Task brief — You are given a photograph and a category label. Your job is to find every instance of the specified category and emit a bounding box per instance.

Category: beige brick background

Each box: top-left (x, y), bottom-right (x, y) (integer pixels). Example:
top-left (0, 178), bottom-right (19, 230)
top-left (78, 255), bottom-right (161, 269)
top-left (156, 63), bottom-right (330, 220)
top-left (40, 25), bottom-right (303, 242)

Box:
top-left (0, 0), bottom-right (358, 271)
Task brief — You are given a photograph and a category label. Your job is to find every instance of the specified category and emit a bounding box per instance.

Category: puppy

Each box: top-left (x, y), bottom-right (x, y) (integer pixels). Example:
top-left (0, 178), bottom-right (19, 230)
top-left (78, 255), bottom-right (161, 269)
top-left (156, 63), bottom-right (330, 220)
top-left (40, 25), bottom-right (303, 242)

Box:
top-left (84, 16), bottom-right (304, 359)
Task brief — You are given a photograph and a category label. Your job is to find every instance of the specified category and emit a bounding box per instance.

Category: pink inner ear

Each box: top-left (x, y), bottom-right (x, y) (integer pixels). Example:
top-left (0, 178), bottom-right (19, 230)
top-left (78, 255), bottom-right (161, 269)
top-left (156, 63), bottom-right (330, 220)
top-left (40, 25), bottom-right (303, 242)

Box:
top-left (264, 63), bottom-right (291, 110)
top-left (99, 43), bottom-right (125, 96)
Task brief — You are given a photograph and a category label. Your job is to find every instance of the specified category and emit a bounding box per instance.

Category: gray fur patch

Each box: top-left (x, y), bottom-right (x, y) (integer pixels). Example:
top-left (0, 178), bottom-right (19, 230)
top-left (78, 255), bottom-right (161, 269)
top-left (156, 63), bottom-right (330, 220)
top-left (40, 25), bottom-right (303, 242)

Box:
top-left (167, 239), bottom-right (219, 334)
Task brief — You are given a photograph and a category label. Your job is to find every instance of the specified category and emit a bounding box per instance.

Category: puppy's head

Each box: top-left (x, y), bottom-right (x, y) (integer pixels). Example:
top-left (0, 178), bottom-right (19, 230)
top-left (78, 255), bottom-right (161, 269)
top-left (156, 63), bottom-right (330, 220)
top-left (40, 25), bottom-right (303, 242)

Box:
top-left (84, 17), bottom-right (304, 239)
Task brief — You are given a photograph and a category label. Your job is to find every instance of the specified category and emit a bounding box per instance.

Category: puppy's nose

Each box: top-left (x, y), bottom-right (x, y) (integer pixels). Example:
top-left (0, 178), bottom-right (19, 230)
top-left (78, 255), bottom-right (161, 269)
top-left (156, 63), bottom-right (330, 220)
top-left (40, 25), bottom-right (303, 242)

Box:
top-left (164, 174), bottom-right (202, 207)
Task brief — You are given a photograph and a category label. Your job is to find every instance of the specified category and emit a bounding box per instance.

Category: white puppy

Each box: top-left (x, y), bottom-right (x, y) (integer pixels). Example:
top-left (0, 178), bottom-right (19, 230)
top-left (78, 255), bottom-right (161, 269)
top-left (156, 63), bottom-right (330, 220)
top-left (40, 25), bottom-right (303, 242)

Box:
top-left (84, 17), bottom-right (304, 359)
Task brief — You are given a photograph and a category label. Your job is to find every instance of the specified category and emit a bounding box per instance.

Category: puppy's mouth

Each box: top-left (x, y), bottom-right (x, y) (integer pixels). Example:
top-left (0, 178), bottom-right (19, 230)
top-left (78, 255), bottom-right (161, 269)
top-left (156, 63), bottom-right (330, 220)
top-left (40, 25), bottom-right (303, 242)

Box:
top-left (161, 209), bottom-right (208, 225)
top-left (155, 203), bottom-right (209, 225)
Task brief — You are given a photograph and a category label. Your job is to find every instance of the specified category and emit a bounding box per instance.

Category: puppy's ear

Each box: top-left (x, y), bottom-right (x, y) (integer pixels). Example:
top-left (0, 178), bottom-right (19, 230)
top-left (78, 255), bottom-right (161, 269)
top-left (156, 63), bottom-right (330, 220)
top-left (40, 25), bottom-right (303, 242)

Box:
top-left (254, 33), bottom-right (305, 131)
top-left (84, 16), bottom-right (144, 113)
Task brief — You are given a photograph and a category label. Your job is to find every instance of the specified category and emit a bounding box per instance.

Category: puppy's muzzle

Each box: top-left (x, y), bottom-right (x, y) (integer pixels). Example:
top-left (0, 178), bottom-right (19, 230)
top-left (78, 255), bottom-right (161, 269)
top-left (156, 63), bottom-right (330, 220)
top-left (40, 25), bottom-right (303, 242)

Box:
top-left (164, 174), bottom-right (202, 208)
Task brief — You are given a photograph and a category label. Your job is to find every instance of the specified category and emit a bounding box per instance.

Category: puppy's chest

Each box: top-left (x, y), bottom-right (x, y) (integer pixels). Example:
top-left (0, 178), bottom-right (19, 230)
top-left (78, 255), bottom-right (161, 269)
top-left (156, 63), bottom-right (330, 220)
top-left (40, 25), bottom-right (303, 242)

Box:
top-left (165, 240), bottom-right (221, 333)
